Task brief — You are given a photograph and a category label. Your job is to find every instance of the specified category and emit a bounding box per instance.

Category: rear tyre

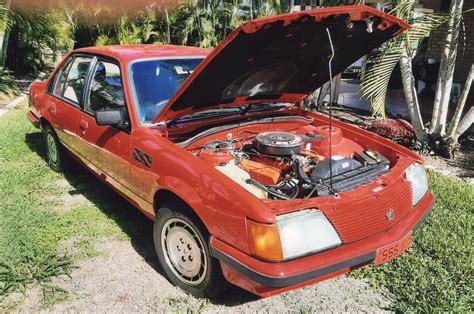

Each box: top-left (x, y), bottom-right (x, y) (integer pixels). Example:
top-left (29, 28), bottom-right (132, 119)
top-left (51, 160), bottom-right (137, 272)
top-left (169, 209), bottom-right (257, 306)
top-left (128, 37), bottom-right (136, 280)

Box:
top-left (153, 202), bottom-right (227, 298)
top-left (43, 124), bottom-right (65, 172)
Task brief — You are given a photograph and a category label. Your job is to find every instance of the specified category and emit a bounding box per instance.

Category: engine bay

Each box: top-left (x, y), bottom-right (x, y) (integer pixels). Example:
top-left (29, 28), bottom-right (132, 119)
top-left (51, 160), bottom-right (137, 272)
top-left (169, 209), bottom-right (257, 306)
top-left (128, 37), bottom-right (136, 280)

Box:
top-left (183, 119), bottom-right (392, 200)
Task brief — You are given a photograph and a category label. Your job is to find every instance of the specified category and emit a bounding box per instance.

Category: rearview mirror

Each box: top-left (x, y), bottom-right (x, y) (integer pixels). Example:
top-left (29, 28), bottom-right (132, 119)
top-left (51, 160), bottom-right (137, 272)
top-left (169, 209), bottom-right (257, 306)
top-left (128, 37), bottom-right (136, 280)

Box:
top-left (94, 108), bottom-right (129, 128)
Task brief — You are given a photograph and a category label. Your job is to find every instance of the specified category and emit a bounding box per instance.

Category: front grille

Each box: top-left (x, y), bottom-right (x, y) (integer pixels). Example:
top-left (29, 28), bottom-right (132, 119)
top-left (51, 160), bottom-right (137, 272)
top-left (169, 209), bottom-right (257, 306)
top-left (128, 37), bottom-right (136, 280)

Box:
top-left (324, 181), bottom-right (413, 243)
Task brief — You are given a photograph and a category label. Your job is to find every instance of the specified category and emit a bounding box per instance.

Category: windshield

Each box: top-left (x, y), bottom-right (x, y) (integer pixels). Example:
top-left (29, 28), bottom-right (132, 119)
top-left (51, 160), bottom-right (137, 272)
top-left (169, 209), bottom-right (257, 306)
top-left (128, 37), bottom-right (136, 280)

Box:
top-left (130, 58), bottom-right (204, 124)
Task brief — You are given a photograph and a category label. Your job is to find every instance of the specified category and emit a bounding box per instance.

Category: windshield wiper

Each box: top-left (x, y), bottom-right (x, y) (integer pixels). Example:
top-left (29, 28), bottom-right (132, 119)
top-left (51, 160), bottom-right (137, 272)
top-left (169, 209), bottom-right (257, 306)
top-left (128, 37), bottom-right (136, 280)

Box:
top-left (239, 102), bottom-right (289, 115)
top-left (168, 108), bottom-right (242, 126)
top-left (167, 103), bottom-right (290, 126)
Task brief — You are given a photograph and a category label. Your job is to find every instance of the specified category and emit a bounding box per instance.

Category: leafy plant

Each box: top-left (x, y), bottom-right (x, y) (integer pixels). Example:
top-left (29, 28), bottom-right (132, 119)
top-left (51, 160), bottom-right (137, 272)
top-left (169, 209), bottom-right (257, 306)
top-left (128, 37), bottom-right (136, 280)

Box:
top-left (0, 67), bottom-right (19, 95)
top-left (0, 1), bottom-right (11, 31)
top-left (5, 7), bottom-right (76, 74)
top-left (94, 7), bottom-right (161, 46)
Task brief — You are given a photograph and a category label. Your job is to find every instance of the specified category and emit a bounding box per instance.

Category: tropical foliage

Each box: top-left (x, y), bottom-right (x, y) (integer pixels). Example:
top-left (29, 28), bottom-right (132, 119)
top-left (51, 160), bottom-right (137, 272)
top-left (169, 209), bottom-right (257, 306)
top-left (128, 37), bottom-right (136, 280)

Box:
top-left (0, 67), bottom-right (18, 96)
top-left (11, 9), bottom-right (75, 73)
top-left (0, 1), bottom-right (10, 30)
top-left (93, 1), bottom-right (252, 48)
top-left (359, 0), bottom-right (472, 156)
top-left (359, 0), bottom-right (449, 118)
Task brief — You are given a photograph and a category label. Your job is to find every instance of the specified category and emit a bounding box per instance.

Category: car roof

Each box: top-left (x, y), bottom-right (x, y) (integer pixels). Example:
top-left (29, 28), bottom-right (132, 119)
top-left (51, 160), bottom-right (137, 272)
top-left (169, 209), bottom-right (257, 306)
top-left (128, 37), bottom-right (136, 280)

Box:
top-left (73, 44), bottom-right (212, 63)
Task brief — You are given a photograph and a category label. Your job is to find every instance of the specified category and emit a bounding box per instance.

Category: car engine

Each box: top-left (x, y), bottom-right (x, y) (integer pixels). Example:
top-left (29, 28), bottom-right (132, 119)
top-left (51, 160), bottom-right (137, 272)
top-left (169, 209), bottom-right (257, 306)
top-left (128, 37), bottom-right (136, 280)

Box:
top-left (195, 126), bottom-right (391, 199)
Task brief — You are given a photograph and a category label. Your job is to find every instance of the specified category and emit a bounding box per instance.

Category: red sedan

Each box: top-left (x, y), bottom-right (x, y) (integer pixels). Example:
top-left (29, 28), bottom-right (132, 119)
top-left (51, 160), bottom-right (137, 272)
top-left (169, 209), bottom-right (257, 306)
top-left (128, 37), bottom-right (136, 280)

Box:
top-left (27, 6), bottom-right (434, 298)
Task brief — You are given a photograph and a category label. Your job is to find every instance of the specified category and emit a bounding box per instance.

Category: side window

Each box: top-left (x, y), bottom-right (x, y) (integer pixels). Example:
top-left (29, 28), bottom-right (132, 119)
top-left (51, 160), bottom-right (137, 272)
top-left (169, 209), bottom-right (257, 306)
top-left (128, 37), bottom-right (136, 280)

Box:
top-left (86, 61), bottom-right (125, 113)
top-left (61, 57), bottom-right (93, 105)
top-left (53, 59), bottom-right (74, 96)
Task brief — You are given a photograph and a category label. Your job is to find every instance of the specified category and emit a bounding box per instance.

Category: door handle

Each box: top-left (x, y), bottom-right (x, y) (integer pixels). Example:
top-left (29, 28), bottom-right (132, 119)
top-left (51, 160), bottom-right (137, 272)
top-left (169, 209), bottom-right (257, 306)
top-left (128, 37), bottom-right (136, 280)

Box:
top-left (79, 119), bottom-right (88, 131)
top-left (47, 103), bottom-right (56, 112)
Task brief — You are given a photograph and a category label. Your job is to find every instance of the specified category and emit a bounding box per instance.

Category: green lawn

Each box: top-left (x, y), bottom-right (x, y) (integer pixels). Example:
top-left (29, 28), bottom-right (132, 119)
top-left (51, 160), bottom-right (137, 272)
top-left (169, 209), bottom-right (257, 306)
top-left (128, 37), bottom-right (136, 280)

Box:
top-left (0, 104), bottom-right (473, 311)
top-left (0, 104), bottom-right (152, 308)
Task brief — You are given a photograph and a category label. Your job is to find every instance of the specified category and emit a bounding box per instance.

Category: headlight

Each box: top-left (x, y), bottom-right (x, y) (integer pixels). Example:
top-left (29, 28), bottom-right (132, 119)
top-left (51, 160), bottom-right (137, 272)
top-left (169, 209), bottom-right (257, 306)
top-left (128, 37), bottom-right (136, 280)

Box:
top-left (405, 163), bottom-right (428, 206)
top-left (247, 209), bottom-right (341, 261)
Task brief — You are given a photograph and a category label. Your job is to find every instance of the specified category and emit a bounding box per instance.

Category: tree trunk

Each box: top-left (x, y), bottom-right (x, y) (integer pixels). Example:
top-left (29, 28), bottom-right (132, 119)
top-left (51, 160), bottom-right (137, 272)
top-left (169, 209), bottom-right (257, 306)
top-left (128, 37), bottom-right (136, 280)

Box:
top-left (165, 8), bottom-right (171, 44)
top-left (430, 0), bottom-right (464, 135)
top-left (400, 48), bottom-right (427, 141)
top-left (446, 64), bottom-right (473, 139)
top-left (452, 106), bottom-right (473, 143)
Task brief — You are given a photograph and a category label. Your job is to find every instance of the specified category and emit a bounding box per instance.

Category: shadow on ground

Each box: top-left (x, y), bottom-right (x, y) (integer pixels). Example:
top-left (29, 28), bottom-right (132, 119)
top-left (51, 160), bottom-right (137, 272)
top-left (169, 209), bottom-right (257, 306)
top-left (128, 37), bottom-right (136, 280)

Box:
top-left (24, 131), bottom-right (259, 306)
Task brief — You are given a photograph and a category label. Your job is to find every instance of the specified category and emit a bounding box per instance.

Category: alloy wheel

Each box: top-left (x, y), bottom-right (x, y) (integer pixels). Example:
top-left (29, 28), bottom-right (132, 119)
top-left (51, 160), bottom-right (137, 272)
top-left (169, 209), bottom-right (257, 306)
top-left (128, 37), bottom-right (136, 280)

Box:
top-left (161, 218), bottom-right (208, 286)
top-left (47, 132), bottom-right (58, 165)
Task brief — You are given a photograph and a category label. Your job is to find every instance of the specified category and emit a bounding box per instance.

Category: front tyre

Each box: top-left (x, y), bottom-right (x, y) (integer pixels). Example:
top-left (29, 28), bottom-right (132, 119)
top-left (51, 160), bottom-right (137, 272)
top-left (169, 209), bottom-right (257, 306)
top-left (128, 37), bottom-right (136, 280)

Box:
top-left (153, 204), bottom-right (227, 298)
top-left (43, 124), bottom-right (64, 172)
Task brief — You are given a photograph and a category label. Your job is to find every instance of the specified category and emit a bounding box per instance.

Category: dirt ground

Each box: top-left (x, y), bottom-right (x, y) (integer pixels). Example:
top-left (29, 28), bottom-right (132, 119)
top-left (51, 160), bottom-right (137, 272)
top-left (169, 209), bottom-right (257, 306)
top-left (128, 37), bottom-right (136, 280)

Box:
top-left (9, 240), bottom-right (392, 312)
top-left (423, 151), bottom-right (474, 184)
top-left (0, 169), bottom-right (394, 312)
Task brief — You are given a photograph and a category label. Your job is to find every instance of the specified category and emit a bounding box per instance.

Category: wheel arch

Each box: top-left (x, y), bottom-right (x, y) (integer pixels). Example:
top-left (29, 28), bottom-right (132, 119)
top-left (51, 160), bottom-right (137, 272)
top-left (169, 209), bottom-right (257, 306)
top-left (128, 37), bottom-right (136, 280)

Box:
top-left (39, 116), bottom-right (51, 130)
top-left (153, 188), bottom-right (211, 235)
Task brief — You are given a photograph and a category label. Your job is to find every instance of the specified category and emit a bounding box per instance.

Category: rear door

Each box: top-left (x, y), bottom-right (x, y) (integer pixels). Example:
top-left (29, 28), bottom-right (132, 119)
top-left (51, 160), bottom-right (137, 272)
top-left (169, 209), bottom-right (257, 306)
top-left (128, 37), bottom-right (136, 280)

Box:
top-left (45, 55), bottom-right (93, 153)
top-left (75, 57), bottom-right (132, 190)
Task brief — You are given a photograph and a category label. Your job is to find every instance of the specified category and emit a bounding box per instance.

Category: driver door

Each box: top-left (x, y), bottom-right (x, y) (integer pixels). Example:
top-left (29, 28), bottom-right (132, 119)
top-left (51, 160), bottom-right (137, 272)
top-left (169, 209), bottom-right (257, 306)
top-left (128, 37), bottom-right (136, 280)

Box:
top-left (75, 57), bottom-right (132, 190)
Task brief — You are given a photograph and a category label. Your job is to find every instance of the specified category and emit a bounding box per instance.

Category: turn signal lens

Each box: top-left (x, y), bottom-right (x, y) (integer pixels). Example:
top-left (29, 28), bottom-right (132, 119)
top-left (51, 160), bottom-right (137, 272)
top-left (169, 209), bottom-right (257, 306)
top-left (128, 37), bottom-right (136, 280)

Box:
top-left (247, 219), bottom-right (284, 262)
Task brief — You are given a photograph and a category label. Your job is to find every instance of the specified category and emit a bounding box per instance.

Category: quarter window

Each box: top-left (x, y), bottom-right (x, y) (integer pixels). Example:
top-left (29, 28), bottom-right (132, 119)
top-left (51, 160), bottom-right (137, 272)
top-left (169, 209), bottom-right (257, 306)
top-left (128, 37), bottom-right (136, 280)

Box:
top-left (86, 61), bottom-right (125, 112)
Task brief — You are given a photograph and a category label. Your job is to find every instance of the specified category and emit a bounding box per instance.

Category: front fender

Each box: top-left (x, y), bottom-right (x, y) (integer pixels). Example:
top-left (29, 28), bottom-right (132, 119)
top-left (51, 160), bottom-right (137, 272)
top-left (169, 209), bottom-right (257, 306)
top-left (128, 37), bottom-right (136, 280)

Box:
top-left (137, 129), bottom-right (276, 254)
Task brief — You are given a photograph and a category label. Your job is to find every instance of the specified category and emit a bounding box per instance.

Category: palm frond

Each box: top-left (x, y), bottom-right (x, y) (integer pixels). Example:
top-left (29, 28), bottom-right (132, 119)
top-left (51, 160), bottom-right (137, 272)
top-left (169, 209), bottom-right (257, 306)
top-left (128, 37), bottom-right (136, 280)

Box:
top-left (0, 1), bottom-right (12, 31)
top-left (359, 39), bottom-right (404, 117)
top-left (406, 13), bottom-right (449, 50)
top-left (390, 0), bottom-right (415, 22)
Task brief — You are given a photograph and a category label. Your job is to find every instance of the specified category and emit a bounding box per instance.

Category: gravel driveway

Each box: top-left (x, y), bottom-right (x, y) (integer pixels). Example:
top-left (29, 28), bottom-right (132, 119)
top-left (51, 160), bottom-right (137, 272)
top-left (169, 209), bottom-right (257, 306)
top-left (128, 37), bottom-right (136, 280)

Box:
top-left (0, 141), bottom-right (393, 312)
top-left (10, 239), bottom-right (392, 312)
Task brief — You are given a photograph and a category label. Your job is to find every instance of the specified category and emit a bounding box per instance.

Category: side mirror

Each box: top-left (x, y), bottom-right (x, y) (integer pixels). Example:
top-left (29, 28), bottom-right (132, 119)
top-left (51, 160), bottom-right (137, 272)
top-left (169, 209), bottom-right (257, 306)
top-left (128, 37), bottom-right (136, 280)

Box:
top-left (94, 108), bottom-right (129, 128)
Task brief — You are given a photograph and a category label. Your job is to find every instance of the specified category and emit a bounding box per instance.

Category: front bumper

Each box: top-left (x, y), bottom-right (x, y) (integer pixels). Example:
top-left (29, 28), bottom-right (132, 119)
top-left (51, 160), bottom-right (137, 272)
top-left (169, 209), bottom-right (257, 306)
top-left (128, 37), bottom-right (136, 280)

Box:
top-left (210, 192), bottom-right (435, 296)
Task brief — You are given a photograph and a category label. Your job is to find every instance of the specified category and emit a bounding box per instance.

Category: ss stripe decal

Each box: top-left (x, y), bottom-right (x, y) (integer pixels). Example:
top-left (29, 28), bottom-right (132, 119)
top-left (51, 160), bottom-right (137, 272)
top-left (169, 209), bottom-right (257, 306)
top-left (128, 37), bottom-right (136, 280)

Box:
top-left (132, 148), bottom-right (152, 168)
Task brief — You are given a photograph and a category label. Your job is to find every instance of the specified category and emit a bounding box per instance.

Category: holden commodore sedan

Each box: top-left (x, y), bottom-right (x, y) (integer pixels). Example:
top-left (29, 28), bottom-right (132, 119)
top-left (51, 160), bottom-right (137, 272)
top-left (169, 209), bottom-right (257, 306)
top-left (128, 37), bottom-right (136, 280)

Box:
top-left (27, 6), bottom-right (434, 298)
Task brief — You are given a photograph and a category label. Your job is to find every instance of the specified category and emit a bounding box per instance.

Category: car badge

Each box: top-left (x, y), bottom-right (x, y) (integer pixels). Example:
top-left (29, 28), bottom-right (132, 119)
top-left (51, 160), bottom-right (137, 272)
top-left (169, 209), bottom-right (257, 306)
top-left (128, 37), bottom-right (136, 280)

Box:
top-left (386, 208), bottom-right (395, 221)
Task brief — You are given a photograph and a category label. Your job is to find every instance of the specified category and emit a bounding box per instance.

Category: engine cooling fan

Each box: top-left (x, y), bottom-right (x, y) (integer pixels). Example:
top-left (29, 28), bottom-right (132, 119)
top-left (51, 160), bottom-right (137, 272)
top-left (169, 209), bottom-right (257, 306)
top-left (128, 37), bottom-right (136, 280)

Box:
top-left (255, 132), bottom-right (304, 156)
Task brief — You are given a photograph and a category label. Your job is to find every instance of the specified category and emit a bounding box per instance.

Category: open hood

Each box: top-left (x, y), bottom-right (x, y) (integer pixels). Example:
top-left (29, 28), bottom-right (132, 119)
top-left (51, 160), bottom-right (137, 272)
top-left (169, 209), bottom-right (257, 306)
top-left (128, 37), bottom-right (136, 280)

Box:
top-left (153, 5), bottom-right (409, 123)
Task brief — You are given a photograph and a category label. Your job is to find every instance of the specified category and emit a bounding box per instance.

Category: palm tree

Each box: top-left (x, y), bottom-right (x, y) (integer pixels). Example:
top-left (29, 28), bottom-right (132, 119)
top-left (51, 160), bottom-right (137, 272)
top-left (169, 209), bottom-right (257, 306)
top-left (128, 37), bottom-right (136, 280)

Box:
top-left (359, 0), bottom-right (449, 141)
top-left (359, 0), bottom-right (472, 155)
top-left (0, 3), bottom-right (75, 74)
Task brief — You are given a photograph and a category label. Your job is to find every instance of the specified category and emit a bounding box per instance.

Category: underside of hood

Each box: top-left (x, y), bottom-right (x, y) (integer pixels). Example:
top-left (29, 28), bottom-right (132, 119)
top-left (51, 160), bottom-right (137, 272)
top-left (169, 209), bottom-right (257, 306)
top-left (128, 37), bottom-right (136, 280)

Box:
top-left (154, 5), bottom-right (409, 123)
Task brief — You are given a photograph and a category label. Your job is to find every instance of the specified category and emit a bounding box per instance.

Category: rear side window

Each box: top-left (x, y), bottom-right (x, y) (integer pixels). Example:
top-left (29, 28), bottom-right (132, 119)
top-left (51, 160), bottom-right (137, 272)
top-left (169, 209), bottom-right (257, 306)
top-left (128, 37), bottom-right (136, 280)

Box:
top-left (86, 61), bottom-right (125, 112)
top-left (53, 59), bottom-right (73, 97)
top-left (56, 57), bottom-right (93, 105)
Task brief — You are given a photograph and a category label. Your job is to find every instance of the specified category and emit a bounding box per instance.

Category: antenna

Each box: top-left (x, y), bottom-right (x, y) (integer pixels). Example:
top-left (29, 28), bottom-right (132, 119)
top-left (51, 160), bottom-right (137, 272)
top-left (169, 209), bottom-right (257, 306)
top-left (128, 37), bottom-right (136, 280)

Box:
top-left (325, 27), bottom-right (335, 195)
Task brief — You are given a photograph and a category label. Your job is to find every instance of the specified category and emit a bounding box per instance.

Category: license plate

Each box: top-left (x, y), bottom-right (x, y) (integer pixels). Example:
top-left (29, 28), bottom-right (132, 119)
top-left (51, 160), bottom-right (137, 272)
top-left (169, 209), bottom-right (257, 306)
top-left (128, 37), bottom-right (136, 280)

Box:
top-left (375, 232), bottom-right (413, 265)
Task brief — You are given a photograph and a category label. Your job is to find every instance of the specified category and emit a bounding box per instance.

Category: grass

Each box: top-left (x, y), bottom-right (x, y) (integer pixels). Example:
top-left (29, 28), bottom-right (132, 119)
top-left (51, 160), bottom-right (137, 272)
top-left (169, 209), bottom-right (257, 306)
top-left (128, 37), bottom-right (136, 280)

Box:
top-left (353, 171), bottom-right (473, 312)
top-left (0, 104), bottom-right (472, 311)
top-left (0, 104), bottom-right (152, 308)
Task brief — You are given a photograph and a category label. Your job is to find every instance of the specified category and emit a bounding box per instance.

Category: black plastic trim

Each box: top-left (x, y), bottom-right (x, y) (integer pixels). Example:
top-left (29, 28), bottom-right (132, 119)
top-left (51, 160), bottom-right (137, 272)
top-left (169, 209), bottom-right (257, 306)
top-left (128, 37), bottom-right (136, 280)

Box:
top-left (211, 247), bottom-right (374, 288)
top-left (413, 198), bottom-right (435, 232)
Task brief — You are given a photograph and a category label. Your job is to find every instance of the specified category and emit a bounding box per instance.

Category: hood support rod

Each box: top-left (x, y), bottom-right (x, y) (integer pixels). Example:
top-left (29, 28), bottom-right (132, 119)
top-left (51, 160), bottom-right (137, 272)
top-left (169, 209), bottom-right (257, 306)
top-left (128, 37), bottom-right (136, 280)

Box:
top-left (326, 27), bottom-right (336, 196)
